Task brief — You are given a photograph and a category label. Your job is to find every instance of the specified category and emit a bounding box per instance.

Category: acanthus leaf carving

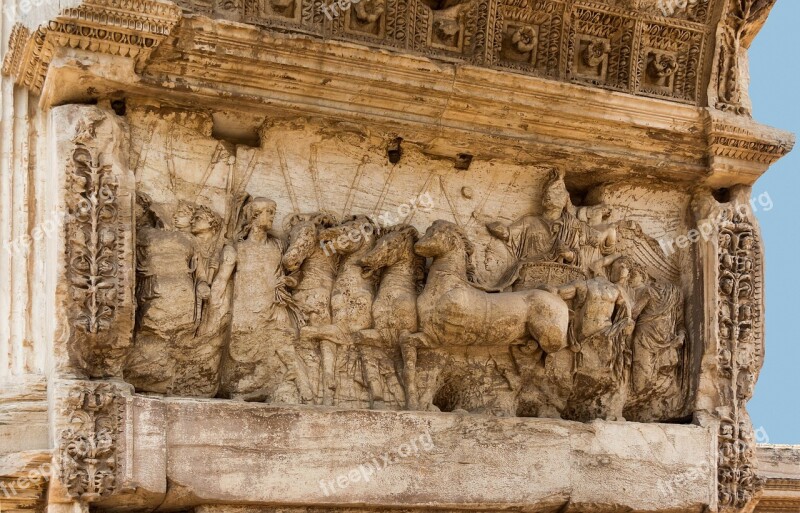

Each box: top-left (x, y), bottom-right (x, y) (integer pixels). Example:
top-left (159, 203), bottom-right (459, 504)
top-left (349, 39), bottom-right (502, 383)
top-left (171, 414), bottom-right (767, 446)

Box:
top-left (60, 106), bottom-right (135, 380)
top-left (56, 381), bottom-right (128, 502)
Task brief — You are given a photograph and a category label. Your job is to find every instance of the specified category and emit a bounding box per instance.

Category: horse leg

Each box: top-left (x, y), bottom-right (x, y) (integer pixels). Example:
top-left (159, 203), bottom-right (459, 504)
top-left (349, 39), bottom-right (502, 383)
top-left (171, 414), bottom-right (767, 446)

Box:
top-left (356, 329), bottom-right (386, 409)
top-left (400, 331), bottom-right (430, 410)
top-left (320, 339), bottom-right (338, 406)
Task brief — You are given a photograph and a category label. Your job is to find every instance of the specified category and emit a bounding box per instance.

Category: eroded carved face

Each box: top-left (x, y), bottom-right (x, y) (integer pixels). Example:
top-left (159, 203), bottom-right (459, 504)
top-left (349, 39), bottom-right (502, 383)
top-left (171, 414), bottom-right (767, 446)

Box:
top-left (610, 259), bottom-right (631, 283)
top-left (251, 199), bottom-right (277, 231)
top-left (359, 226), bottom-right (416, 277)
top-left (415, 222), bottom-right (449, 258)
top-left (359, 230), bottom-right (399, 274)
top-left (174, 203), bottom-right (195, 231)
top-left (542, 178), bottom-right (569, 214)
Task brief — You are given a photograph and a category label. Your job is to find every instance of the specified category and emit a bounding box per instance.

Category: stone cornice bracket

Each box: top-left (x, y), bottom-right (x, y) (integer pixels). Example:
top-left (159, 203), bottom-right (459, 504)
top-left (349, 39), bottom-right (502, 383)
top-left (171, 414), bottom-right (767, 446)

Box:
top-left (1, 0), bottom-right (182, 94)
top-left (704, 109), bottom-right (795, 187)
top-left (53, 380), bottom-right (132, 504)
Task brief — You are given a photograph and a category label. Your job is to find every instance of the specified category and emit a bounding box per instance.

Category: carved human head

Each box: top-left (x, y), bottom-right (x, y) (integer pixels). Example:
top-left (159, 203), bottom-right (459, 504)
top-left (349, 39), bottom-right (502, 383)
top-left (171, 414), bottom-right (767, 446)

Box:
top-left (247, 197), bottom-right (277, 232)
top-left (541, 169), bottom-right (570, 216)
top-left (174, 201), bottom-right (197, 231)
top-left (191, 205), bottom-right (222, 235)
top-left (628, 264), bottom-right (648, 288)
top-left (135, 192), bottom-right (161, 229)
top-left (609, 256), bottom-right (633, 284)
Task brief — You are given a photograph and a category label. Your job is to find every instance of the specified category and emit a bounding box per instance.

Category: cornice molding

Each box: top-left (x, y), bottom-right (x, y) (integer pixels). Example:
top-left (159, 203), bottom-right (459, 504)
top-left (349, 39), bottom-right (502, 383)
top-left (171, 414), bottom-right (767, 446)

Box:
top-left (1, 0), bottom-right (181, 93)
top-left (1, 2), bottom-right (794, 185)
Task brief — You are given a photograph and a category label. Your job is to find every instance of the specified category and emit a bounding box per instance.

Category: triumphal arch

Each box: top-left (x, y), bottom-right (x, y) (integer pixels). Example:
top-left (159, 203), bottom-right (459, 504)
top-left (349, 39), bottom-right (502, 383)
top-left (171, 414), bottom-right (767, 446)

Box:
top-left (0, 0), bottom-right (797, 511)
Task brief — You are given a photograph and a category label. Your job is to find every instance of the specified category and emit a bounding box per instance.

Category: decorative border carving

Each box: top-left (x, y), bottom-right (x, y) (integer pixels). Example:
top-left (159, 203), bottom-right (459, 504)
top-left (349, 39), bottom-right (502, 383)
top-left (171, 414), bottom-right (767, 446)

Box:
top-left (714, 0), bottom-right (777, 116)
top-left (58, 106), bottom-right (135, 379)
top-left (3, 0), bottom-right (726, 106)
top-left (707, 116), bottom-right (795, 165)
top-left (635, 21), bottom-right (706, 103)
top-left (716, 197), bottom-right (765, 512)
top-left (57, 381), bottom-right (126, 502)
top-left (67, 137), bottom-right (122, 336)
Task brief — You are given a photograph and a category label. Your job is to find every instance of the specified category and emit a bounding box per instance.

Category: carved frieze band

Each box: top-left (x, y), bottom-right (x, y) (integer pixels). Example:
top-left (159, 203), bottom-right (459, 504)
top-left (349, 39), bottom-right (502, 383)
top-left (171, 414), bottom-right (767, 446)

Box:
top-left (172, 0), bottom-right (716, 105)
top-left (715, 193), bottom-right (765, 512)
top-left (56, 381), bottom-right (128, 502)
top-left (3, 0), bottom-right (719, 106)
top-left (1, 0), bottom-right (181, 94)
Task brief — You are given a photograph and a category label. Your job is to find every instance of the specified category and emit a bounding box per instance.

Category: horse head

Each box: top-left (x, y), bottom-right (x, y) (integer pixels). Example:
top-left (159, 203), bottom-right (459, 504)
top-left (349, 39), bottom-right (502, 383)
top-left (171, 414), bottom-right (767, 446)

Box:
top-left (359, 224), bottom-right (419, 279)
top-left (415, 220), bottom-right (477, 282)
top-left (319, 215), bottom-right (381, 258)
top-left (282, 212), bottom-right (338, 272)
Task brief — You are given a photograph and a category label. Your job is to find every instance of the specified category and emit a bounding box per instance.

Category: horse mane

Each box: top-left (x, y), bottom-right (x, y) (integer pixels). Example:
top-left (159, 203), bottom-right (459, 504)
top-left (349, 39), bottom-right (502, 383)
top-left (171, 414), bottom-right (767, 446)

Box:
top-left (436, 221), bottom-right (478, 284)
top-left (384, 224), bottom-right (426, 290)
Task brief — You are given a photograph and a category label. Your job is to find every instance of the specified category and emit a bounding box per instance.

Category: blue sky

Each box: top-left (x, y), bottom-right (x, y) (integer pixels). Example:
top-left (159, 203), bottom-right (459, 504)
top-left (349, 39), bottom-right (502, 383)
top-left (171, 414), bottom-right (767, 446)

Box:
top-left (745, 0), bottom-right (799, 445)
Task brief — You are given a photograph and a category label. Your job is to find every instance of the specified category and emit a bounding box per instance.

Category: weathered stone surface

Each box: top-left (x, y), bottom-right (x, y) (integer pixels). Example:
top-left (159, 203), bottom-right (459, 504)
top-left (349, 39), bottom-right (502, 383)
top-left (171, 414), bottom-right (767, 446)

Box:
top-left (756, 445), bottom-right (800, 513)
top-left (0, 0), bottom-right (796, 512)
top-left (0, 377), bottom-right (48, 454)
top-left (93, 393), bottom-right (716, 512)
top-left (0, 450), bottom-right (51, 513)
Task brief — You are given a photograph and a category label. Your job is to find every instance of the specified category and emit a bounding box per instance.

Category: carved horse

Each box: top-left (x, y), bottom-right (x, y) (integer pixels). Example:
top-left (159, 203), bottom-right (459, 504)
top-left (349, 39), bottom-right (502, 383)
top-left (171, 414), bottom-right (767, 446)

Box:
top-left (282, 212), bottom-right (338, 405)
top-left (356, 224), bottom-right (425, 408)
top-left (299, 215), bottom-right (381, 406)
top-left (401, 220), bottom-right (570, 410)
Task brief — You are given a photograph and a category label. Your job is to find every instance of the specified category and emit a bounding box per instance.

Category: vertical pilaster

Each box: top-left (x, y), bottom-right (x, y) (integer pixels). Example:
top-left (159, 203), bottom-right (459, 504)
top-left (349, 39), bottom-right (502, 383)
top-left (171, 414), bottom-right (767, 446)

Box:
top-left (49, 105), bottom-right (135, 379)
top-left (694, 185), bottom-right (766, 513)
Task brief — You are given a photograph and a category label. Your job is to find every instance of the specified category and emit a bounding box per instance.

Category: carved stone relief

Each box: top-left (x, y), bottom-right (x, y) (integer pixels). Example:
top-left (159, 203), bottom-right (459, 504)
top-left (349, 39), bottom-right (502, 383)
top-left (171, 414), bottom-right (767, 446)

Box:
top-left (58, 106), bottom-right (136, 379)
top-left (714, 0), bottom-right (777, 116)
top-left (152, 0), bottom-right (720, 106)
top-left (716, 193), bottom-right (765, 511)
top-left (54, 381), bottom-right (129, 502)
top-left (114, 107), bottom-right (695, 423)
top-left (691, 185), bottom-right (766, 512)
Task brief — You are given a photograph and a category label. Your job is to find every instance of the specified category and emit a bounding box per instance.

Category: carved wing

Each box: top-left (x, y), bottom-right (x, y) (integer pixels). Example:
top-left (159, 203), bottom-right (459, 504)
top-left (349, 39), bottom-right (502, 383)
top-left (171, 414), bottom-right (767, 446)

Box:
top-left (615, 221), bottom-right (681, 283)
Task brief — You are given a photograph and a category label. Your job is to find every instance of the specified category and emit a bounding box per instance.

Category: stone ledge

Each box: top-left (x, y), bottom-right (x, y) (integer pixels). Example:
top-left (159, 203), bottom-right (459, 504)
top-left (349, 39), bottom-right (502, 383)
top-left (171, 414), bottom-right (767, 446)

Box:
top-left (84, 391), bottom-right (718, 512)
top-left (756, 445), bottom-right (800, 513)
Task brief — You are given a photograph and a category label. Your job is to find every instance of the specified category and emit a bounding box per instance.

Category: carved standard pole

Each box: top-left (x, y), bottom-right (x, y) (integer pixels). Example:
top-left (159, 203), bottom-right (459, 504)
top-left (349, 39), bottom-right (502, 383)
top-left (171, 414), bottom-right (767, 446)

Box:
top-left (0, 0), bottom-right (796, 512)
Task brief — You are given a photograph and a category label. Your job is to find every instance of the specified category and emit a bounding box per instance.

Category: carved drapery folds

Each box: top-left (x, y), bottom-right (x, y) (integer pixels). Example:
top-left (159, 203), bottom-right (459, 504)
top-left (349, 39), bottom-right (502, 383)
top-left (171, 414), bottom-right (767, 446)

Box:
top-left (57, 106), bottom-right (136, 379)
top-left (120, 159), bottom-right (690, 424)
top-left (55, 381), bottom-right (128, 502)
